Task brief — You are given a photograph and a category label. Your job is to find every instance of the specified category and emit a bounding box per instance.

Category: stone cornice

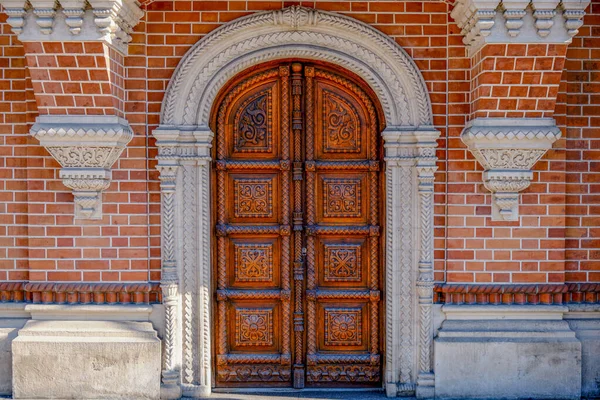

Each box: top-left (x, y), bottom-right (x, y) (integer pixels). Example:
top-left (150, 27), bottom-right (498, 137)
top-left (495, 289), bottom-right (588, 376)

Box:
top-left (461, 117), bottom-right (561, 221)
top-left (0, 0), bottom-right (143, 54)
top-left (451, 0), bottom-right (591, 54)
top-left (31, 115), bottom-right (133, 219)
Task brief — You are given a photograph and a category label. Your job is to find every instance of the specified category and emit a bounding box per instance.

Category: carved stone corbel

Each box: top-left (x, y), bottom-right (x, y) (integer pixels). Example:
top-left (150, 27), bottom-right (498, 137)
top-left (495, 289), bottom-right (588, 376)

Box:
top-left (30, 115), bottom-right (133, 219)
top-left (531, 0), bottom-right (560, 37)
top-left (461, 118), bottom-right (561, 221)
top-left (0, 0), bottom-right (143, 54)
top-left (502, 0), bottom-right (529, 37)
top-left (29, 0), bottom-right (57, 34)
top-left (452, 0), bottom-right (591, 53)
top-left (1, 0), bottom-right (28, 34)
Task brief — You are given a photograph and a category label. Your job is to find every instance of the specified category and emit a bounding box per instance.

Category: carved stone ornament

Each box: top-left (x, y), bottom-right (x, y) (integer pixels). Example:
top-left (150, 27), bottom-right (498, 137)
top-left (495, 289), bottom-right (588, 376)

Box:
top-left (0, 0), bottom-right (143, 54)
top-left (161, 5), bottom-right (433, 128)
top-left (451, 0), bottom-right (590, 54)
top-left (30, 115), bottom-right (133, 219)
top-left (461, 118), bottom-right (561, 221)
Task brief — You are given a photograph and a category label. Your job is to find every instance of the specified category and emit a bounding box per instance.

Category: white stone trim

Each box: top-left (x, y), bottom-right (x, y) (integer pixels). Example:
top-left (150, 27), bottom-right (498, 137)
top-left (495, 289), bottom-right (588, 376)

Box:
top-left (451, 0), bottom-right (590, 54)
top-left (442, 304), bottom-right (568, 320)
top-left (0, 0), bottom-right (143, 54)
top-left (161, 6), bottom-right (433, 128)
top-left (30, 115), bottom-right (133, 220)
top-left (461, 117), bottom-right (561, 221)
top-left (155, 7), bottom-right (440, 398)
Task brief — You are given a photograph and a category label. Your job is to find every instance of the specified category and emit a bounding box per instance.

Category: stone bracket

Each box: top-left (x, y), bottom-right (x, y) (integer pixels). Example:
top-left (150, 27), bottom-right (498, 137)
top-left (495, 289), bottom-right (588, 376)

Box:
top-left (30, 115), bottom-right (133, 220)
top-left (461, 118), bottom-right (561, 221)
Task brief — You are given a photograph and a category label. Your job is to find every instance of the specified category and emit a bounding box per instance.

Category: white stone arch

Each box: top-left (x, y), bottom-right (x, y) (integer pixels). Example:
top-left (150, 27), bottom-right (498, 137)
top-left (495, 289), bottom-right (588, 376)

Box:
top-left (160, 6), bottom-right (433, 129)
top-left (153, 6), bottom-right (440, 399)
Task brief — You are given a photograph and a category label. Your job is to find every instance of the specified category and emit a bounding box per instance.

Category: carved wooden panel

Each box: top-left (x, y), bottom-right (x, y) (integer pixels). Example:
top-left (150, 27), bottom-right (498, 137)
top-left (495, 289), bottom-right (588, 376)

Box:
top-left (213, 62), bottom-right (382, 388)
top-left (234, 307), bottom-right (274, 347)
top-left (322, 177), bottom-right (362, 218)
top-left (322, 90), bottom-right (361, 153)
top-left (233, 177), bottom-right (273, 218)
top-left (322, 241), bottom-right (364, 284)
top-left (306, 66), bottom-right (381, 386)
top-left (324, 307), bottom-right (362, 346)
top-left (234, 91), bottom-right (272, 153)
top-left (215, 66), bottom-right (292, 387)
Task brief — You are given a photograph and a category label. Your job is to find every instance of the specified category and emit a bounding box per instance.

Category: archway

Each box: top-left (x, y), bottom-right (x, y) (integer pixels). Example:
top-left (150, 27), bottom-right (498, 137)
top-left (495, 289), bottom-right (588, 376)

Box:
top-left (153, 6), bottom-right (440, 398)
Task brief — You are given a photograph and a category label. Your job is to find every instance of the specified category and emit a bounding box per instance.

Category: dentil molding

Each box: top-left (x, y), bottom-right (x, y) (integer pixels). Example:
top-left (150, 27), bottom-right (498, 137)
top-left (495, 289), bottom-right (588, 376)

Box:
top-left (461, 118), bottom-right (561, 221)
top-left (0, 0), bottom-right (143, 54)
top-left (452, 0), bottom-right (590, 54)
top-left (30, 115), bottom-right (133, 219)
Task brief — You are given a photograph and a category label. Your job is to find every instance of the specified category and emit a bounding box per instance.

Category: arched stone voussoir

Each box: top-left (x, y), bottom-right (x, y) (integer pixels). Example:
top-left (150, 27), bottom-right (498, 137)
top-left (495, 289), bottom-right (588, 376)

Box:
top-left (160, 6), bottom-right (434, 128)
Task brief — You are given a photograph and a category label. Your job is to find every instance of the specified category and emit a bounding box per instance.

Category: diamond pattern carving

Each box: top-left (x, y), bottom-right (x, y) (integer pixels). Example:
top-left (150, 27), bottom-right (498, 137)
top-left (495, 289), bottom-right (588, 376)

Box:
top-left (324, 244), bottom-right (361, 282)
top-left (323, 90), bottom-right (360, 153)
top-left (234, 243), bottom-right (273, 282)
top-left (235, 308), bottom-right (274, 347)
top-left (234, 178), bottom-right (273, 218)
top-left (324, 308), bottom-right (362, 346)
top-left (323, 178), bottom-right (361, 218)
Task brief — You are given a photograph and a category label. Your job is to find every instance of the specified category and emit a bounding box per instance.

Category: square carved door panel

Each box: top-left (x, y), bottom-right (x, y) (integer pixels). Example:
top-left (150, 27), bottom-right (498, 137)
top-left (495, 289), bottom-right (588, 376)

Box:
top-left (213, 62), bottom-right (382, 388)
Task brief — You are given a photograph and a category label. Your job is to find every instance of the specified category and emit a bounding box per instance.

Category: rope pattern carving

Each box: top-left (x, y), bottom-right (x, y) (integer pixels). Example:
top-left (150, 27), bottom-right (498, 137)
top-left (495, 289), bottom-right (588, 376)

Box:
top-left (398, 165), bottom-right (414, 385)
top-left (162, 7), bottom-right (433, 127)
top-left (182, 165), bottom-right (197, 384)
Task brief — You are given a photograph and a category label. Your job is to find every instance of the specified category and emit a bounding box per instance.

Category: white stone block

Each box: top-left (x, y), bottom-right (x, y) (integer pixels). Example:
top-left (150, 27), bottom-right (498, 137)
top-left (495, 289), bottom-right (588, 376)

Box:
top-left (12, 320), bottom-right (161, 399)
top-left (435, 306), bottom-right (582, 399)
top-left (0, 319), bottom-right (27, 396)
top-left (567, 313), bottom-right (600, 398)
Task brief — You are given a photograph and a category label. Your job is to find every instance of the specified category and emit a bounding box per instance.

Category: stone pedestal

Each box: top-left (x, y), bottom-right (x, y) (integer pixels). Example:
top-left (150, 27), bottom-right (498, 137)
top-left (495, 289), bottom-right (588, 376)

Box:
top-left (434, 305), bottom-right (582, 399)
top-left (12, 320), bottom-right (161, 399)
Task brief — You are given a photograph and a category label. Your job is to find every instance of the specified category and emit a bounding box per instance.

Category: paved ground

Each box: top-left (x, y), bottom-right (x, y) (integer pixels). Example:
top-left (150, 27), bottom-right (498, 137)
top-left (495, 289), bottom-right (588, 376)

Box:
top-left (205, 390), bottom-right (389, 400)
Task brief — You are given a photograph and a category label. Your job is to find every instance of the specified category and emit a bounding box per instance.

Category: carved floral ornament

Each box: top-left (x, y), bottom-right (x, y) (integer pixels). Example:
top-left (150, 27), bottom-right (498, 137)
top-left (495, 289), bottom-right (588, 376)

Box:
top-left (0, 0), bottom-right (143, 53)
top-left (452, 0), bottom-right (591, 53)
top-left (30, 115), bottom-right (133, 219)
top-left (461, 117), bottom-right (561, 221)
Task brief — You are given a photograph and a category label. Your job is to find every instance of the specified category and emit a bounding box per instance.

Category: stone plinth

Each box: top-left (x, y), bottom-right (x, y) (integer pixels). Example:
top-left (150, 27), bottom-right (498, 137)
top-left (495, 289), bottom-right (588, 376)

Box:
top-left (12, 320), bottom-right (161, 399)
top-left (434, 305), bottom-right (582, 399)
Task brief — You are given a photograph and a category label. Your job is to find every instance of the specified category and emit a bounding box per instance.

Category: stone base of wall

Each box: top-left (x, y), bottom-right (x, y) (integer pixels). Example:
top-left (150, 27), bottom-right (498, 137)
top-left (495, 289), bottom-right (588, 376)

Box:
top-left (435, 305), bottom-right (583, 399)
top-left (1, 304), bottom-right (161, 399)
top-left (566, 307), bottom-right (600, 398)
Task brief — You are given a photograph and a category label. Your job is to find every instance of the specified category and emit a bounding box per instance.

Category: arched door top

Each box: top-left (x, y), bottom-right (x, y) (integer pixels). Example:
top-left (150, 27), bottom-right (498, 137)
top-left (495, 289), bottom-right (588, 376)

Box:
top-left (160, 6), bottom-right (433, 128)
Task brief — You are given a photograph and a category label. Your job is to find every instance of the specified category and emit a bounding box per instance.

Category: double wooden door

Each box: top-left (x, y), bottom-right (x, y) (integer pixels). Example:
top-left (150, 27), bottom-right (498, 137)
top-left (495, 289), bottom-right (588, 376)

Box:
top-left (213, 62), bottom-right (382, 388)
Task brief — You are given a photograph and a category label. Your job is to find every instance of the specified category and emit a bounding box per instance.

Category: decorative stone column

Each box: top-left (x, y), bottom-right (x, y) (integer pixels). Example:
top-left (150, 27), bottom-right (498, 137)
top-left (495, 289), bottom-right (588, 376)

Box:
top-left (156, 155), bottom-right (181, 399)
top-left (153, 127), bottom-right (214, 398)
top-left (382, 128), bottom-right (440, 398)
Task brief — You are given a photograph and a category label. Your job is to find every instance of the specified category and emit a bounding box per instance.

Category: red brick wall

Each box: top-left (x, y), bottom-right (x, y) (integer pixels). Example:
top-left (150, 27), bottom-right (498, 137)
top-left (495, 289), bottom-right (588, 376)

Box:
top-left (0, 0), bottom-right (598, 291)
top-left (561, 0), bottom-right (600, 283)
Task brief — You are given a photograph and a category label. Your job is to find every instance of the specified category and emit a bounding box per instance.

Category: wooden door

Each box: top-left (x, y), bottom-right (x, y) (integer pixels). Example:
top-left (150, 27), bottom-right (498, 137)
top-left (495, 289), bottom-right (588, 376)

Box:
top-left (213, 62), bottom-right (382, 388)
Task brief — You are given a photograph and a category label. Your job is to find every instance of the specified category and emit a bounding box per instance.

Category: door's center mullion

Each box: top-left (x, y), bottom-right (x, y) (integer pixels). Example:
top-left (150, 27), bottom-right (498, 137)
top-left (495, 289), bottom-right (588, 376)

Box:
top-left (291, 62), bottom-right (306, 389)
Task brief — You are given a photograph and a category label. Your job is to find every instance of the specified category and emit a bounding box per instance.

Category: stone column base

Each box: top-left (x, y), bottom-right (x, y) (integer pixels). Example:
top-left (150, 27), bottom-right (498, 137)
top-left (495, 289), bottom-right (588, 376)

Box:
top-left (434, 305), bottom-right (582, 399)
top-left (12, 319), bottom-right (161, 399)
